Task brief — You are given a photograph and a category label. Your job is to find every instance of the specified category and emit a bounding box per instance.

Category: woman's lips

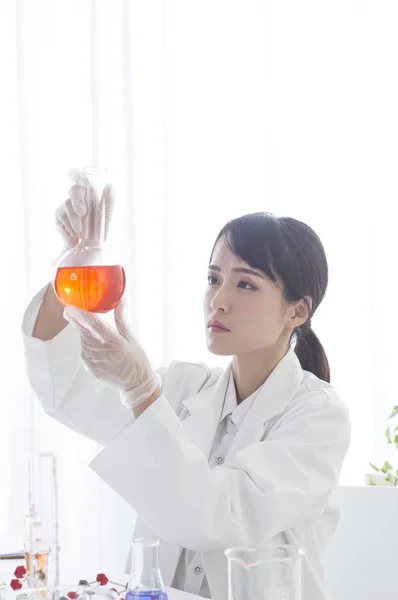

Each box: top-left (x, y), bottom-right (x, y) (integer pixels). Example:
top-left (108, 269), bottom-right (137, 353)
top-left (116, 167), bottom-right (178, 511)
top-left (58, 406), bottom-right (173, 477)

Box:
top-left (207, 320), bottom-right (231, 332)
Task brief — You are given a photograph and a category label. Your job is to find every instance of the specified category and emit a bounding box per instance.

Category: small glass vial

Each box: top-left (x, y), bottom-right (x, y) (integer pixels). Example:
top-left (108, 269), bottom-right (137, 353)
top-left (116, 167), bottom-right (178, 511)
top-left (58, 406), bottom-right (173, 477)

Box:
top-left (125, 538), bottom-right (168, 600)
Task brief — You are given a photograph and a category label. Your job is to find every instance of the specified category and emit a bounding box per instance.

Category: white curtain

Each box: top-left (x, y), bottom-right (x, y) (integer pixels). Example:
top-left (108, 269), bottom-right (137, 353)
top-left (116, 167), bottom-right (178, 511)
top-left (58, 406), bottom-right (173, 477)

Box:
top-left (1, 0), bottom-right (398, 583)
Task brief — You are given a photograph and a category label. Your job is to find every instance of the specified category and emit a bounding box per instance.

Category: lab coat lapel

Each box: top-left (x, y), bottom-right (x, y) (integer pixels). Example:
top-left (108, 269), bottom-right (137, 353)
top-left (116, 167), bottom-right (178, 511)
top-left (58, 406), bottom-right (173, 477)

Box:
top-left (181, 365), bottom-right (232, 458)
top-left (180, 348), bottom-right (304, 461)
top-left (226, 348), bottom-right (304, 459)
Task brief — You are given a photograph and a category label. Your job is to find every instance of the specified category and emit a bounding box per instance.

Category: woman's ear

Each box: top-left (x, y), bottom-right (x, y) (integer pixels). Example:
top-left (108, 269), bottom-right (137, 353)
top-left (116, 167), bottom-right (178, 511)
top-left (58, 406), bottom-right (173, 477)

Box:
top-left (287, 296), bottom-right (312, 329)
top-left (303, 295), bottom-right (313, 316)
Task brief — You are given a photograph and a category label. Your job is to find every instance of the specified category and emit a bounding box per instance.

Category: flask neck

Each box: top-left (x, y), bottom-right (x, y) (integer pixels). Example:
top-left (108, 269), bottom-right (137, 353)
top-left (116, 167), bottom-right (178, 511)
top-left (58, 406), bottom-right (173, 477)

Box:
top-left (80, 208), bottom-right (106, 245)
top-left (80, 166), bottom-right (108, 245)
top-left (75, 238), bottom-right (104, 250)
top-left (128, 539), bottom-right (165, 592)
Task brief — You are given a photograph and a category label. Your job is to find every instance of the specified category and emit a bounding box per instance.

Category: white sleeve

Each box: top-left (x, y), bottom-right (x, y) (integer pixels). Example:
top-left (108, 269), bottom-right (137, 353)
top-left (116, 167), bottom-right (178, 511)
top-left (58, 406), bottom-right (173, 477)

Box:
top-left (22, 285), bottom-right (134, 445)
top-left (22, 287), bottom-right (216, 446)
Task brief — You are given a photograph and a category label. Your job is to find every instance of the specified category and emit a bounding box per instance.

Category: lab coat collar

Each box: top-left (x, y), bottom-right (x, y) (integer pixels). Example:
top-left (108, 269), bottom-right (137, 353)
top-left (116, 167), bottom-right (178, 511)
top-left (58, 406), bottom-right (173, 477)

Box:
top-left (181, 347), bottom-right (304, 460)
top-left (225, 347), bottom-right (304, 459)
top-left (181, 365), bottom-right (232, 459)
top-left (182, 364), bottom-right (232, 415)
top-left (220, 370), bottom-right (238, 421)
top-left (220, 371), bottom-right (257, 429)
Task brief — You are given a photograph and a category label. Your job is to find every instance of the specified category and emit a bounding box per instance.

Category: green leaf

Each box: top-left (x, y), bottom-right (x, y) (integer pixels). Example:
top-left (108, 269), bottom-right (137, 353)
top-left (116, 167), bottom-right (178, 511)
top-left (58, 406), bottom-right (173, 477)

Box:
top-left (394, 424), bottom-right (398, 432)
top-left (381, 460), bottom-right (393, 473)
top-left (390, 406), bottom-right (398, 419)
top-left (368, 475), bottom-right (376, 486)
top-left (385, 473), bottom-right (393, 483)
top-left (369, 462), bottom-right (380, 472)
top-left (386, 427), bottom-right (392, 443)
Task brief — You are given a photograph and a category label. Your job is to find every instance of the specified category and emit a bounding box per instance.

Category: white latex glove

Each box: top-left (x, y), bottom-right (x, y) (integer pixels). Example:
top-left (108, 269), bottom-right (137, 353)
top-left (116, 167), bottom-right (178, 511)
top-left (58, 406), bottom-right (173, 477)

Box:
top-left (63, 300), bottom-right (161, 408)
top-left (53, 167), bottom-right (115, 263)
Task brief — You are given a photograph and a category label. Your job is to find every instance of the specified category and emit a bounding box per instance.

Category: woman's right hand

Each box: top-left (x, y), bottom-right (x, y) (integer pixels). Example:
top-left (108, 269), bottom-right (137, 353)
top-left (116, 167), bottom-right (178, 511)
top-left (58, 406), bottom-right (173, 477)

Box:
top-left (54, 168), bottom-right (115, 258)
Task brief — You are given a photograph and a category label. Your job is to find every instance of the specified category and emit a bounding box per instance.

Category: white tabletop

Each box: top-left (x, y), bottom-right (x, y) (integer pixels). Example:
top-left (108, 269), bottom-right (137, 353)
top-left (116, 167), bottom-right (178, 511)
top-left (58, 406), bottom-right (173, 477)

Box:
top-left (0, 559), bottom-right (203, 600)
top-left (166, 587), bottom-right (203, 600)
top-left (0, 566), bottom-right (202, 600)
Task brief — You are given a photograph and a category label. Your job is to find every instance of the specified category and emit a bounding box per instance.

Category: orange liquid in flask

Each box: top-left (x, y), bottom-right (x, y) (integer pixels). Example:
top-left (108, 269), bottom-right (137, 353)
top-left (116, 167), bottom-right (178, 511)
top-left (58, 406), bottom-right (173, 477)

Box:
top-left (54, 265), bottom-right (126, 313)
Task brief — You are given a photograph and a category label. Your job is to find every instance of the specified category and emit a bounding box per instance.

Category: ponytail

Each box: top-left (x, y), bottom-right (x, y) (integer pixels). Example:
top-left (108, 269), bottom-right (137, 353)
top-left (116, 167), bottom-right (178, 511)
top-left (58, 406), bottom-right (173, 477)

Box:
top-left (294, 325), bottom-right (330, 383)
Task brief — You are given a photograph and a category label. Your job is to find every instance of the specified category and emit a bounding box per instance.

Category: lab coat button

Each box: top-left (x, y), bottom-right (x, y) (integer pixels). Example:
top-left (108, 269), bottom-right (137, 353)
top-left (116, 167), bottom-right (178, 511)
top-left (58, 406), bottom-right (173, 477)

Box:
top-left (216, 456), bottom-right (224, 464)
top-left (194, 566), bottom-right (203, 575)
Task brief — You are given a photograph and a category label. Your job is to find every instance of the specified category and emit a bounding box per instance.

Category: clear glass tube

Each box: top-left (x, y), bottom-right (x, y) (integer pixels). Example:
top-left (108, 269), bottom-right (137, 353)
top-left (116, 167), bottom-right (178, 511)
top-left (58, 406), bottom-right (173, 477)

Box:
top-left (126, 538), bottom-right (168, 600)
top-left (225, 544), bottom-right (306, 600)
top-left (25, 453), bottom-right (60, 588)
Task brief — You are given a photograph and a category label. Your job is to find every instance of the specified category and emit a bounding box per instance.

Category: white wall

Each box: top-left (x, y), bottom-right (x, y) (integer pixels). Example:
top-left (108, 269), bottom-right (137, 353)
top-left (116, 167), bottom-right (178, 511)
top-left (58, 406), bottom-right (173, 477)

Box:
top-left (325, 486), bottom-right (398, 600)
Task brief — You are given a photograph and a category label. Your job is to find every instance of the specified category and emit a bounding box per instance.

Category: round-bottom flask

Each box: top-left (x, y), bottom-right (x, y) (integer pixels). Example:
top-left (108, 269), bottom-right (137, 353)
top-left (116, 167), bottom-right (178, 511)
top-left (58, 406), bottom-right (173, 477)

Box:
top-left (53, 167), bottom-right (126, 313)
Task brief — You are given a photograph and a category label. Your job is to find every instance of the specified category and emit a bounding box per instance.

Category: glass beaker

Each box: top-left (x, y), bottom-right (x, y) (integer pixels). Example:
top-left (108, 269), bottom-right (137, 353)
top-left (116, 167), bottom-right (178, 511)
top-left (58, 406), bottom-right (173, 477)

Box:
top-left (125, 538), bottom-right (168, 600)
top-left (225, 544), bottom-right (306, 600)
top-left (53, 167), bottom-right (126, 313)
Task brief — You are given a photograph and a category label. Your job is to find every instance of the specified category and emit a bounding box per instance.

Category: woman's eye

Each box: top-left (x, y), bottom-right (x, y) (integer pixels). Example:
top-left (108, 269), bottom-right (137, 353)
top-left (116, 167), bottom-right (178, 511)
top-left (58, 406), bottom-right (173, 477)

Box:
top-left (207, 275), bottom-right (218, 285)
top-left (238, 281), bottom-right (256, 290)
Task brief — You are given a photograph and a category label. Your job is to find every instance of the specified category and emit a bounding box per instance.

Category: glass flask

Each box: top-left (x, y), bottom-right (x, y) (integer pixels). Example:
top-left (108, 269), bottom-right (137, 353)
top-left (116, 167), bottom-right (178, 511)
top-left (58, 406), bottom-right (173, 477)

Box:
top-left (24, 453), bottom-right (60, 588)
top-left (125, 538), bottom-right (168, 600)
top-left (53, 167), bottom-right (126, 313)
top-left (225, 544), bottom-right (306, 600)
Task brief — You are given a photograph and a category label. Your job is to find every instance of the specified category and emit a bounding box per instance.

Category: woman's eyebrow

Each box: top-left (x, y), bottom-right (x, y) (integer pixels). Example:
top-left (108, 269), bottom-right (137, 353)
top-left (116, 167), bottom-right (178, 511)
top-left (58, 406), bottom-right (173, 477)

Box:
top-left (208, 264), bottom-right (265, 279)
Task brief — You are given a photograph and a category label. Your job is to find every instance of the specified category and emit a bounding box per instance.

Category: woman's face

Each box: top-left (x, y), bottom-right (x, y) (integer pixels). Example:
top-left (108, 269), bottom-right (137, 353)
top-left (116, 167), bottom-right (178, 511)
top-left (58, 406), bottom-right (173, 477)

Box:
top-left (203, 236), bottom-right (307, 356)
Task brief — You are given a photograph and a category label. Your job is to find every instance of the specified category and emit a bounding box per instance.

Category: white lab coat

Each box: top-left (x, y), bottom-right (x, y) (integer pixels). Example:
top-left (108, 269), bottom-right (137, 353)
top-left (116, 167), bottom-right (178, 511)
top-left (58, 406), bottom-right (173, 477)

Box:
top-left (22, 286), bottom-right (351, 600)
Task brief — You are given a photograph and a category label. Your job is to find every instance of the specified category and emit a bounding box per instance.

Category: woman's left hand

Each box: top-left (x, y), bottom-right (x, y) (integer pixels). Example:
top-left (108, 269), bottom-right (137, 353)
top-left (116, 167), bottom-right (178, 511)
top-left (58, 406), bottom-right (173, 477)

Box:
top-left (63, 300), bottom-right (161, 409)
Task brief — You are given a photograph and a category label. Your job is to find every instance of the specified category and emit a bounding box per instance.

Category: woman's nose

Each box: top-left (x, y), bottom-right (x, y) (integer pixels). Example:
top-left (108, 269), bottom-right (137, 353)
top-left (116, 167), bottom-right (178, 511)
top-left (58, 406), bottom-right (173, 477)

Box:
top-left (209, 285), bottom-right (230, 312)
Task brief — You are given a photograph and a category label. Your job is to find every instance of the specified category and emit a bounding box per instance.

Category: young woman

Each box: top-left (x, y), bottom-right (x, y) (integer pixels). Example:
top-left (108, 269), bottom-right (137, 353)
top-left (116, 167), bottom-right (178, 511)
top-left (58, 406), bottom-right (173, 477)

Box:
top-left (22, 169), bottom-right (350, 600)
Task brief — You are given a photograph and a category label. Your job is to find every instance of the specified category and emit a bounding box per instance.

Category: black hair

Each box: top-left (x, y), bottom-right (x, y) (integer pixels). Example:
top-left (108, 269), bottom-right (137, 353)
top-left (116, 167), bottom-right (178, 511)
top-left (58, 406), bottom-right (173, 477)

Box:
top-left (211, 212), bottom-right (330, 382)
